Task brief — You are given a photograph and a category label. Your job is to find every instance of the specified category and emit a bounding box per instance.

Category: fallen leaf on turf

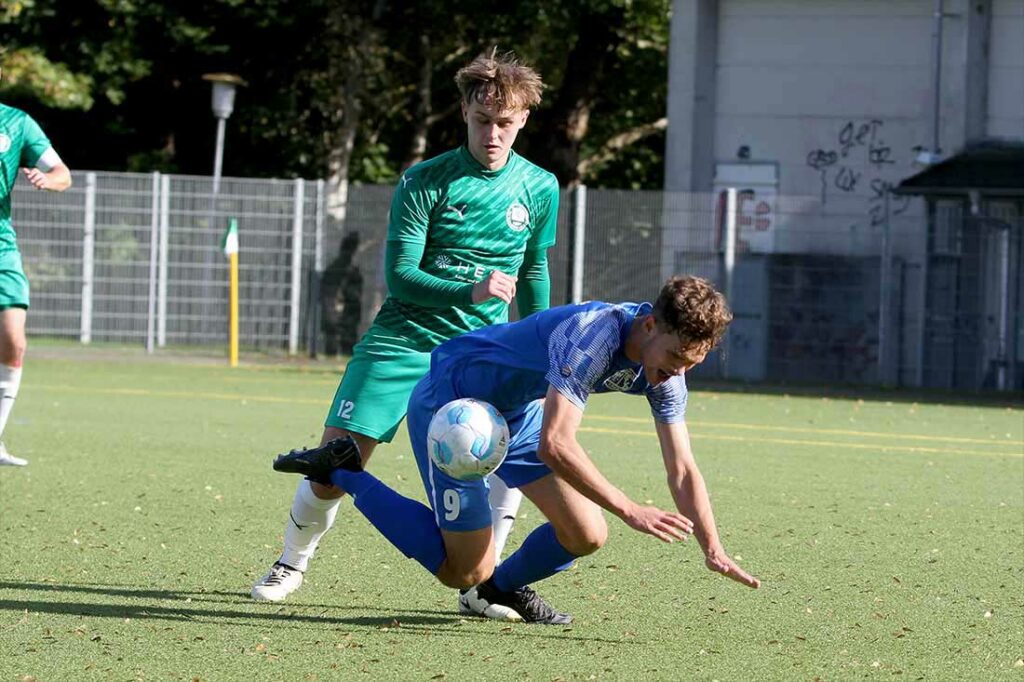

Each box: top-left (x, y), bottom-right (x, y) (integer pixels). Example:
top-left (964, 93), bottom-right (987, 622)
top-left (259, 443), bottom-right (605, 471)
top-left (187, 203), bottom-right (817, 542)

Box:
top-left (255, 643), bottom-right (266, 652)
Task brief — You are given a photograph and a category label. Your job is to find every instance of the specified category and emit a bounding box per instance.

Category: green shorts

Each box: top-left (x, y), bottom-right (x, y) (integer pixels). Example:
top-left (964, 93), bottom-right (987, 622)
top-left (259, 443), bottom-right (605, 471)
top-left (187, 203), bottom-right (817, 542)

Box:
top-left (325, 323), bottom-right (433, 442)
top-left (0, 250), bottom-right (29, 309)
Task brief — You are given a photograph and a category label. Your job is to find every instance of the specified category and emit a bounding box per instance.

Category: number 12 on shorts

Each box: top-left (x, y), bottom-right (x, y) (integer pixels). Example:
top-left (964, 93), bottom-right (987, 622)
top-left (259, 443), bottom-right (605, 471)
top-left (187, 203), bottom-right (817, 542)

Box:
top-left (443, 489), bottom-right (460, 521)
top-left (336, 400), bottom-right (355, 419)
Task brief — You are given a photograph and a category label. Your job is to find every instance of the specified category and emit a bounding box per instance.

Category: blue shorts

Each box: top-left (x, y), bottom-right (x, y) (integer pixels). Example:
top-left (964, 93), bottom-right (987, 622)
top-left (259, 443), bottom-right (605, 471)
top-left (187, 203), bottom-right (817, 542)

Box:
top-left (407, 375), bottom-right (551, 532)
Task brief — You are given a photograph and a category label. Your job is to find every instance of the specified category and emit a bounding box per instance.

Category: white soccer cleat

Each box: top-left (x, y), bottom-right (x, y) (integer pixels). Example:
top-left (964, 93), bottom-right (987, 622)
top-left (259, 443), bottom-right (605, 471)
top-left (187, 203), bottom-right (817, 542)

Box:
top-left (459, 578), bottom-right (572, 624)
top-left (251, 562), bottom-right (303, 602)
top-left (459, 588), bottom-right (522, 621)
top-left (0, 443), bottom-right (27, 467)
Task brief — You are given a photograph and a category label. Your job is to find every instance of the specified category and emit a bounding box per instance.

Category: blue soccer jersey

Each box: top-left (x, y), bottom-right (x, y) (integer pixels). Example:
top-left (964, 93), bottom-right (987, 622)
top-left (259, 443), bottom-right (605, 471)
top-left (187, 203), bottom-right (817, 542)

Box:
top-left (428, 301), bottom-right (688, 423)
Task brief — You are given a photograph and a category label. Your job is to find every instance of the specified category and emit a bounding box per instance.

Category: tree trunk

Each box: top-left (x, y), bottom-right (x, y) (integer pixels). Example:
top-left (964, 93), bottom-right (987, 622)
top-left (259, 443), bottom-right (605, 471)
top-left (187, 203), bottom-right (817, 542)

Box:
top-left (324, 0), bottom-right (387, 227)
top-left (402, 34), bottom-right (433, 172)
top-left (529, 8), bottom-right (625, 187)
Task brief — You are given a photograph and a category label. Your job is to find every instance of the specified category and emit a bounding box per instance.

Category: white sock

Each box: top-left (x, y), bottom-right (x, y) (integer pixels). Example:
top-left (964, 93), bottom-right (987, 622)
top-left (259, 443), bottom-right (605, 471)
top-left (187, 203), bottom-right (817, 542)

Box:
top-left (0, 365), bottom-right (22, 441)
top-left (279, 479), bottom-right (342, 572)
top-left (488, 476), bottom-right (523, 560)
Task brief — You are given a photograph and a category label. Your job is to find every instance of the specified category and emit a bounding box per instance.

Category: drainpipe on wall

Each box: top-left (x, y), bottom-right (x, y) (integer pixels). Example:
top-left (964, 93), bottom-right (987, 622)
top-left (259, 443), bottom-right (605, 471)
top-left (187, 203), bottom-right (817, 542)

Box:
top-left (930, 0), bottom-right (945, 160)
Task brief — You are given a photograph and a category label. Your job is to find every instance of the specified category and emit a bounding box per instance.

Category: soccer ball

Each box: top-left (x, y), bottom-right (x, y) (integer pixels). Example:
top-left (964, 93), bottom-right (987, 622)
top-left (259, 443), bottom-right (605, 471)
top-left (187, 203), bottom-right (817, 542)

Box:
top-left (427, 398), bottom-right (510, 481)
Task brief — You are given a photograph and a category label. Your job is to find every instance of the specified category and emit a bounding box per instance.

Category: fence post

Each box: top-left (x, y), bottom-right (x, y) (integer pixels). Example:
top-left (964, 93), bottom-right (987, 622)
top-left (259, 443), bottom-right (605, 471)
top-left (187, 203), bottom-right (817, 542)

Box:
top-left (915, 204), bottom-right (930, 387)
top-left (721, 187), bottom-right (738, 379)
top-left (315, 179), bottom-right (325, 273)
top-left (289, 178), bottom-right (305, 355)
top-left (878, 189), bottom-right (893, 385)
top-left (158, 174), bottom-right (170, 348)
top-left (570, 185), bottom-right (587, 304)
top-left (80, 172), bottom-right (97, 344)
top-left (146, 172), bottom-right (161, 354)
top-left (996, 221), bottom-right (1012, 391)
top-left (308, 179), bottom-right (326, 358)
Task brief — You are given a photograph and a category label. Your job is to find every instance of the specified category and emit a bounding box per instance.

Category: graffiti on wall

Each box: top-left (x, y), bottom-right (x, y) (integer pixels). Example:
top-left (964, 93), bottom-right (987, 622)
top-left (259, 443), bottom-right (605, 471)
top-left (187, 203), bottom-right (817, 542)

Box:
top-left (806, 119), bottom-right (911, 227)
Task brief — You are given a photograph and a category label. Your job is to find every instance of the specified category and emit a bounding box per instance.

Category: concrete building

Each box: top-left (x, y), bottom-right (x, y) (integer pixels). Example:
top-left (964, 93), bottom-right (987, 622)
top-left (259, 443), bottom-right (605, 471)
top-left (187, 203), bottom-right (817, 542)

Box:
top-left (664, 0), bottom-right (1024, 389)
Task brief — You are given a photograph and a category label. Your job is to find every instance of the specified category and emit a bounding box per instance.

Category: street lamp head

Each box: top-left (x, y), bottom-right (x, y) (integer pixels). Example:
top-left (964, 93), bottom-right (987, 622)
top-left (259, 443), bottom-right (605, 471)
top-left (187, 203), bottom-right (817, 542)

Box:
top-left (202, 73), bottom-right (246, 120)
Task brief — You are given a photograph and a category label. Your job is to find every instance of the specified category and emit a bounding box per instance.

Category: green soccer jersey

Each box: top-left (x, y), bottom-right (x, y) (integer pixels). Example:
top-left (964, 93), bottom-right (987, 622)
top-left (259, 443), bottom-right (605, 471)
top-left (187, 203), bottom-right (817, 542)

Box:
top-left (373, 146), bottom-right (559, 350)
top-left (0, 104), bottom-right (52, 252)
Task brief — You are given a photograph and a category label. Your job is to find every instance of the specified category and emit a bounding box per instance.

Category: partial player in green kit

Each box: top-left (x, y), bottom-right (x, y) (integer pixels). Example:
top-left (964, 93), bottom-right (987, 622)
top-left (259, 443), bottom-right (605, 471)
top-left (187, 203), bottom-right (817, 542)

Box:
top-left (252, 49), bottom-right (561, 607)
top-left (0, 67), bottom-right (72, 467)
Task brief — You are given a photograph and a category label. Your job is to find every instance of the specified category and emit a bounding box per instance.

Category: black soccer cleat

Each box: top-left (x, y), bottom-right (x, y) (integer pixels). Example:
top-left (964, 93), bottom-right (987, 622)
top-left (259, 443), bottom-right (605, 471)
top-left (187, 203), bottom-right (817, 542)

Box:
top-left (459, 577), bottom-right (573, 625)
top-left (272, 436), bottom-right (363, 484)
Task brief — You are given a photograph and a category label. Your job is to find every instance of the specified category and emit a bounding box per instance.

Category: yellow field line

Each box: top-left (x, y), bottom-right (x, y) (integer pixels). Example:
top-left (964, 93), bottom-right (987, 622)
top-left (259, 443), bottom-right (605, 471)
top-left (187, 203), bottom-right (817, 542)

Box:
top-left (584, 414), bottom-right (1022, 448)
top-left (33, 384), bottom-right (324, 406)
top-left (577, 425), bottom-right (1023, 458)
top-left (32, 383), bottom-right (1022, 457)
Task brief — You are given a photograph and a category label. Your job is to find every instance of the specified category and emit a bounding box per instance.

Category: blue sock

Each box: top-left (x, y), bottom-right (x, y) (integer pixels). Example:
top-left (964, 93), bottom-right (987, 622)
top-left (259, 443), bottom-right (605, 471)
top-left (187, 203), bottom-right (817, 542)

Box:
top-left (330, 468), bottom-right (446, 575)
top-left (492, 522), bottom-right (578, 592)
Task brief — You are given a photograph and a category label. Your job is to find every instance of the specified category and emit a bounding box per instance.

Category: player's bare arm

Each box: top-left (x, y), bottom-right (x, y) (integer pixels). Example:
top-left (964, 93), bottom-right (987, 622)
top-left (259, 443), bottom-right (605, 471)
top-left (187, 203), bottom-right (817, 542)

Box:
top-left (22, 162), bottom-right (71, 192)
top-left (655, 419), bottom-right (761, 588)
top-left (539, 387), bottom-right (694, 543)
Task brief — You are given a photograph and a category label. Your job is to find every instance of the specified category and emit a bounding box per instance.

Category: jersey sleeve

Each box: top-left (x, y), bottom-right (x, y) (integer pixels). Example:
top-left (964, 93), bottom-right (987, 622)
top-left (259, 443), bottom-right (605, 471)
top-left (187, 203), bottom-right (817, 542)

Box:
top-left (645, 374), bottom-right (688, 423)
top-left (544, 309), bottom-right (621, 410)
top-left (515, 247), bottom-right (550, 317)
top-left (383, 172), bottom-right (475, 306)
top-left (529, 175), bottom-right (559, 251)
top-left (19, 114), bottom-right (52, 168)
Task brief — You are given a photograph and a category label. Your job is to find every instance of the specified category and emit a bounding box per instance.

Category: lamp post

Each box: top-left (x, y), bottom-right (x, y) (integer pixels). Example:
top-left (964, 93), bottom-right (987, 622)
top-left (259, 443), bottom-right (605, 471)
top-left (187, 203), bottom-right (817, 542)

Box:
top-left (202, 73), bottom-right (246, 196)
top-left (202, 73), bottom-right (245, 367)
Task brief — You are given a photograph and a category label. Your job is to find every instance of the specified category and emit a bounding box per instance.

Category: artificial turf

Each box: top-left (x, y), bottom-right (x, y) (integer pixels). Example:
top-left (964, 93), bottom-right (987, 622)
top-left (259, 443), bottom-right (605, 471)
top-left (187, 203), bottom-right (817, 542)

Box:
top-left (1, 347), bottom-right (1021, 680)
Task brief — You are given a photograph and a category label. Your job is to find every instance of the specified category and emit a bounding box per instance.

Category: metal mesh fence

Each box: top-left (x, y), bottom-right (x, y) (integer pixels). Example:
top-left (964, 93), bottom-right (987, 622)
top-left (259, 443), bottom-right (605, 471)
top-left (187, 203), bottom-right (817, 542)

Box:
top-left (10, 171), bottom-right (1021, 391)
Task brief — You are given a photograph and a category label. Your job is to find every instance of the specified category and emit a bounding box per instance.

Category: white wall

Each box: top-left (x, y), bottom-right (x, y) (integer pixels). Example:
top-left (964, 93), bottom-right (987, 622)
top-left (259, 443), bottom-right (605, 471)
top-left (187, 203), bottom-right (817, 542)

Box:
top-left (714, 0), bottom-right (934, 255)
top-left (987, 0), bottom-right (1024, 138)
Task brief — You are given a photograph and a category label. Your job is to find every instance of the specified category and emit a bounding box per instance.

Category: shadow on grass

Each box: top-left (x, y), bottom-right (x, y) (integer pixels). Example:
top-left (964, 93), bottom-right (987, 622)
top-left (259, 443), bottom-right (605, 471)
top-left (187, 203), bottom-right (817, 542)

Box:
top-left (0, 580), bottom-right (321, 607)
top-left (0, 581), bottom-right (638, 644)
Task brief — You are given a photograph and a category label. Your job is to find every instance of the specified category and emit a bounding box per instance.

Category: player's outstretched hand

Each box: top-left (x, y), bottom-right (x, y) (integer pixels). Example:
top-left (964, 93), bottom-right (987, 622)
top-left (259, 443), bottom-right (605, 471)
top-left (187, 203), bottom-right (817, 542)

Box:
top-left (472, 270), bottom-right (517, 304)
top-left (705, 551), bottom-right (761, 589)
top-left (22, 168), bottom-right (50, 190)
top-left (621, 504), bottom-right (694, 543)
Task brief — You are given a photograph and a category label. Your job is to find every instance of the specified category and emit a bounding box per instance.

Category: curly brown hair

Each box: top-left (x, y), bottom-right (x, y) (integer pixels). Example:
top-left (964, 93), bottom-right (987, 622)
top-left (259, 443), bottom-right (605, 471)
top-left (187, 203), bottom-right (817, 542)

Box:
top-left (652, 275), bottom-right (732, 350)
top-left (455, 48), bottom-right (544, 111)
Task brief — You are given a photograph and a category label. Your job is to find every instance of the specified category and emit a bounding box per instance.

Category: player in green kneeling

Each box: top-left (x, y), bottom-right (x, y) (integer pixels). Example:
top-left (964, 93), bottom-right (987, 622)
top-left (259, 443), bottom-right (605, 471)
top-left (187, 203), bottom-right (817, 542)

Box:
top-left (252, 50), bottom-right (560, 612)
top-left (0, 68), bottom-right (72, 467)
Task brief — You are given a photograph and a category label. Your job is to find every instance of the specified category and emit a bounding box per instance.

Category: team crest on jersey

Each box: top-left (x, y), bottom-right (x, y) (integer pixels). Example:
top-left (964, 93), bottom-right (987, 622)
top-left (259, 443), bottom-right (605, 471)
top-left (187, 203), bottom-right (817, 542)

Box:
top-left (602, 368), bottom-right (638, 392)
top-left (0, 134), bottom-right (10, 153)
top-left (434, 254), bottom-right (452, 269)
top-left (505, 202), bottom-right (530, 232)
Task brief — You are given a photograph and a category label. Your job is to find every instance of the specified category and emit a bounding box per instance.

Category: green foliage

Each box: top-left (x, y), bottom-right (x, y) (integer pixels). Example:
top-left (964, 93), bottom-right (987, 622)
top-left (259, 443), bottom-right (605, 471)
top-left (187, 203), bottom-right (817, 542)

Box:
top-left (0, 0), bottom-right (33, 23)
top-left (0, 48), bottom-right (93, 109)
top-left (2, 0), bottom-right (674, 188)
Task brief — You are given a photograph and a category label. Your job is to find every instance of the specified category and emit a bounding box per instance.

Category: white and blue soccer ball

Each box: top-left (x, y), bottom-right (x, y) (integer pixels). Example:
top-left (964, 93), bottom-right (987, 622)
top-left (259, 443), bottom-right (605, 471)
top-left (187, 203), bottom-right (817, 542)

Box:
top-left (427, 398), bottom-right (510, 481)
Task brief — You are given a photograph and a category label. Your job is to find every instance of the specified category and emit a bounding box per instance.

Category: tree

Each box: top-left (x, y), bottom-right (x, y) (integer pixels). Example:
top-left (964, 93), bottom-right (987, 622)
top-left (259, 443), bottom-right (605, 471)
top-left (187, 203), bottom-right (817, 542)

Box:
top-left (2, 0), bottom-right (673, 190)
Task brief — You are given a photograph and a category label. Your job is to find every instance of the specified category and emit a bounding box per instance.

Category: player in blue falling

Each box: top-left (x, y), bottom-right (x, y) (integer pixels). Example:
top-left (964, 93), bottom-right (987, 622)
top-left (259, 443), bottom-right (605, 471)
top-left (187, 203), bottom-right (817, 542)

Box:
top-left (274, 275), bottom-right (761, 624)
